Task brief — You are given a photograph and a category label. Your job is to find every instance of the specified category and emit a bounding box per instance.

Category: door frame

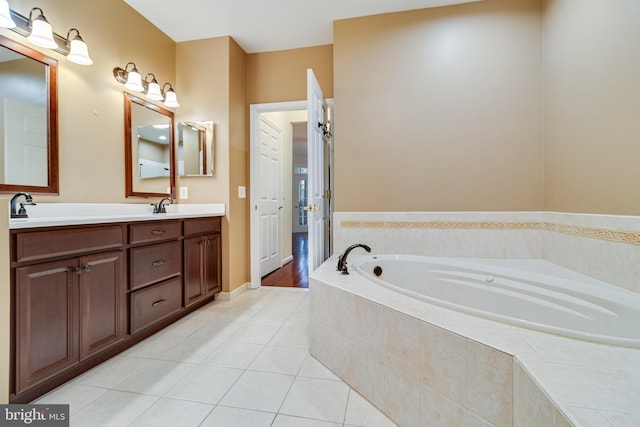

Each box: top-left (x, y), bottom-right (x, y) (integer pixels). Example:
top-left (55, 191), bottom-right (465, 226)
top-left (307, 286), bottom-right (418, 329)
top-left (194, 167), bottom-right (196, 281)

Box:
top-left (250, 101), bottom-right (306, 289)
top-left (250, 100), bottom-right (334, 289)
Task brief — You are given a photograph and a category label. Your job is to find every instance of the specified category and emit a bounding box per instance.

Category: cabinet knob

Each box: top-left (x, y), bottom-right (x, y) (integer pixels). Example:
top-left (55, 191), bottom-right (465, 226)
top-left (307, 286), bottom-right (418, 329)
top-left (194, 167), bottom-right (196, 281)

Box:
top-left (70, 266), bottom-right (82, 275)
top-left (84, 264), bottom-right (92, 272)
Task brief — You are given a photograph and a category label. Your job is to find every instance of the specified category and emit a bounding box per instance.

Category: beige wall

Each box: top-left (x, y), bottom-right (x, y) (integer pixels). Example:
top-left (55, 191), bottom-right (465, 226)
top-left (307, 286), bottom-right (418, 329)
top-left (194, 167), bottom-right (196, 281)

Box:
top-left (176, 37), bottom-right (230, 205)
top-left (333, 0), bottom-right (544, 212)
top-left (1, 0), bottom-right (176, 203)
top-left (543, 0), bottom-right (640, 215)
top-left (228, 38), bottom-right (249, 291)
top-left (247, 45), bottom-right (333, 104)
top-left (176, 37), bottom-right (235, 291)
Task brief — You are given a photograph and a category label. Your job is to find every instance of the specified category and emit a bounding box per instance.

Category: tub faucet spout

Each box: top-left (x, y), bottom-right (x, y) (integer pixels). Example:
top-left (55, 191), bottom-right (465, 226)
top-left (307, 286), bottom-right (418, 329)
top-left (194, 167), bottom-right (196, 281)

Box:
top-left (337, 243), bottom-right (371, 275)
top-left (10, 192), bottom-right (36, 219)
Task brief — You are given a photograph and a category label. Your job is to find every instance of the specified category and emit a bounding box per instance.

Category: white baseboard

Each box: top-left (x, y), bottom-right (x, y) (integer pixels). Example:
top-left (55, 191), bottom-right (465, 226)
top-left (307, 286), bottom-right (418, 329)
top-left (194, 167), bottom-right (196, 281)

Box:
top-left (281, 255), bottom-right (294, 265)
top-left (217, 282), bottom-right (250, 301)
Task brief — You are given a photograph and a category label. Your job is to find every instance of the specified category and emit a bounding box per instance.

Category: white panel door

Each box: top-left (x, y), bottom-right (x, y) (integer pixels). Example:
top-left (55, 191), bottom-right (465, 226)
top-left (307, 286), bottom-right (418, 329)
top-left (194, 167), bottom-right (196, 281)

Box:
top-left (259, 116), bottom-right (282, 277)
top-left (307, 69), bottom-right (327, 272)
top-left (3, 97), bottom-right (47, 186)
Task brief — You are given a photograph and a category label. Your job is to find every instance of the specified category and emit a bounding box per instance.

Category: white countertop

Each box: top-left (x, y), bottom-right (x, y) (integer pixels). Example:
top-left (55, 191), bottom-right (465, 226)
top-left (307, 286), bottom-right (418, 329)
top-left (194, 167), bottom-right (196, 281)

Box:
top-left (8, 203), bottom-right (225, 229)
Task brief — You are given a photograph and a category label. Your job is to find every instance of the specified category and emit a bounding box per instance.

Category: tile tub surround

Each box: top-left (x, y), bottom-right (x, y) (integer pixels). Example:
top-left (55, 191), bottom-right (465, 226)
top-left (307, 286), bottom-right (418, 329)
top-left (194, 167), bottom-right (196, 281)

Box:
top-left (309, 258), bottom-right (640, 427)
top-left (333, 211), bottom-right (640, 293)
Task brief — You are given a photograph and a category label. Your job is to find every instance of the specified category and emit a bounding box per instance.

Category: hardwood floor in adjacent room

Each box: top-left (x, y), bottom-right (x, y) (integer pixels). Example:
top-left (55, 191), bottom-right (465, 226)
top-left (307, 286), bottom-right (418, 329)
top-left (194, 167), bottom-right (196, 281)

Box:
top-left (262, 233), bottom-right (309, 288)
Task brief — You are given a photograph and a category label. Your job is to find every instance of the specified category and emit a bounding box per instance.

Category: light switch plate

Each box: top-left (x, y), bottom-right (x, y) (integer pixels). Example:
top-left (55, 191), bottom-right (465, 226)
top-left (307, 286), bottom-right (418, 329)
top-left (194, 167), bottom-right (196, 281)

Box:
top-left (238, 186), bottom-right (246, 199)
top-left (180, 186), bottom-right (188, 199)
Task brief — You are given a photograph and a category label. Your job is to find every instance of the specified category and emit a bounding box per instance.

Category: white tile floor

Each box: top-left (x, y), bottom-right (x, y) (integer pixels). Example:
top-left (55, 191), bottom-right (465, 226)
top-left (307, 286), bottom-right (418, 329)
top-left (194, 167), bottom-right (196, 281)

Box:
top-left (34, 287), bottom-right (397, 427)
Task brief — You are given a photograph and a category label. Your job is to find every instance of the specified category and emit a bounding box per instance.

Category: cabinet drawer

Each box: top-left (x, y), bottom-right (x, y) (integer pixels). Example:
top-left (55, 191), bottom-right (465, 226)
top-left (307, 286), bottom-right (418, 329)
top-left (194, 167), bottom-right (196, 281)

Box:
top-left (129, 221), bottom-right (181, 245)
top-left (183, 217), bottom-right (221, 237)
top-left (130, 241), bottom-right (182, 290)
top-left (130, 277), bottom-right (182, 334)
top-left (15, 225), bottom-right (125, 263)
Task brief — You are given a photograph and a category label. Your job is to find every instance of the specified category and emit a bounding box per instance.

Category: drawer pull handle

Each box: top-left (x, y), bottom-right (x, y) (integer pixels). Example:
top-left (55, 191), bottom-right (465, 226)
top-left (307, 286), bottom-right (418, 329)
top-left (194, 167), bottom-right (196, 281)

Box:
top-left (152, 299), bottom-right (167, 307)
top-left (151, 229), bottom-right (166, 235)
top-left (152, 260), bottom-right (166, 267)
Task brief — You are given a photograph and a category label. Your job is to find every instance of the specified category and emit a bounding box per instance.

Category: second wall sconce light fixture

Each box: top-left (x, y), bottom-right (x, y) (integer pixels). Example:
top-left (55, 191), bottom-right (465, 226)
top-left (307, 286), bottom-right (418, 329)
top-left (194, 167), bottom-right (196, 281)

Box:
top-left (0, 1), bottom-right (93, 65)
top-left (113, 62), bottom-right (180, 108)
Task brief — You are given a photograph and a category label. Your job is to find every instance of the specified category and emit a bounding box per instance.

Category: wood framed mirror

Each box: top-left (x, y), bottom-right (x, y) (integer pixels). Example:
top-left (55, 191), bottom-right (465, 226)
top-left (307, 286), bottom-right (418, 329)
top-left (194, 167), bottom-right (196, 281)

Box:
top-left (0, 34), bottom-right (58, 194)
top-left (177, 120), bottom-right (214, 176)
top-left (124, 92), bottom-right (175, 198)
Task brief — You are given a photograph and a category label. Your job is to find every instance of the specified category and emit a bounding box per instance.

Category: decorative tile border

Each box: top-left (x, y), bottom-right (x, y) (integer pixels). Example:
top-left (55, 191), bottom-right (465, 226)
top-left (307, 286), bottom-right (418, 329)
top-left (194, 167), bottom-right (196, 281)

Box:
top-left (340, 220), bottom-right (543, 230)
top-left (340, 220), bottom-right (640, 246)
top-left (544, 222), bottom-right (640, 245)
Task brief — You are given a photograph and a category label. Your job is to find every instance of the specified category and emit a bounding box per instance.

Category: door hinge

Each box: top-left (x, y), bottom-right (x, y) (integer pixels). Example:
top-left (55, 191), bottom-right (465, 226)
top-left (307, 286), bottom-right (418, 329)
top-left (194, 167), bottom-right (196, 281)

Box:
top-left (325, 190), bottom-right (332, 199)
top-left (318, 121), bottom-right (332, 138)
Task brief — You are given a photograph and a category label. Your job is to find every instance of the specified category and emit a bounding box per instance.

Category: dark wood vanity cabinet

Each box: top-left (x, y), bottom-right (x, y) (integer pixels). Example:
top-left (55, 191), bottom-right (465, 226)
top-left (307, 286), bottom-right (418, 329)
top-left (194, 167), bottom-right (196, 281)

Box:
top-left (10, 216), bottom-right (223, 403)
top-left (12, 226), bottom-right (126, 396)
top-left (128, 221), bottom-right (183, 334)
top-left (183, 218), bottom-right (222, 307)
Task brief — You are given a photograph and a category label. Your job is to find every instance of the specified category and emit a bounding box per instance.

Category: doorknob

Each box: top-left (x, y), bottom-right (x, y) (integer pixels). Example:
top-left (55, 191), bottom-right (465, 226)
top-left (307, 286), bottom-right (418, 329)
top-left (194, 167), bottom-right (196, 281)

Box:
top-left (304, 204), bottom-right (319, 212)
top-left (278, 205), bottom-right (283, 210)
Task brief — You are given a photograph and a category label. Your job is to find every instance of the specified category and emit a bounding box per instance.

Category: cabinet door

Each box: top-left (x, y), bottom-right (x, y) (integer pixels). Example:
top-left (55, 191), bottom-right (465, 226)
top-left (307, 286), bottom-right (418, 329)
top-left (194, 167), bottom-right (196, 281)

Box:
top-left (203, 234), bottom-right (221, 295)
top-left (78, 251), bottom-right (126, 360)
top-left (15, 260), bottom-right (79, 393)
top-left (183, 236), bottom-right (204, 306)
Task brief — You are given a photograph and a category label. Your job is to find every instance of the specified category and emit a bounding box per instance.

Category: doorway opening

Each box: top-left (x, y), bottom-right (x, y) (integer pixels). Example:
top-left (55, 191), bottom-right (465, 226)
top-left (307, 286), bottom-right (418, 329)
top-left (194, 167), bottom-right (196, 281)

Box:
top-left (249, 97), bottom-right (333, 289)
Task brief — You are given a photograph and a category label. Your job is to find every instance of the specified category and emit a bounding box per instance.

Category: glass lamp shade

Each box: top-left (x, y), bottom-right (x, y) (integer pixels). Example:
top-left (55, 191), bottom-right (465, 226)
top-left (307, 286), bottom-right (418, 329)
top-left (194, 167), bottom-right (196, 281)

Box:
top-left (67, 37), bottom-right (93, 65)
top-left (27, 17), bottom-right (58, 49)
top-left (163, 89), bottom-right (180, 108)
top-left (146, 81), bottom-right (163, 100)
top-left (0, 0), bottom-right (16, 28)
top-left (124, 70), bottom-right (144, 92)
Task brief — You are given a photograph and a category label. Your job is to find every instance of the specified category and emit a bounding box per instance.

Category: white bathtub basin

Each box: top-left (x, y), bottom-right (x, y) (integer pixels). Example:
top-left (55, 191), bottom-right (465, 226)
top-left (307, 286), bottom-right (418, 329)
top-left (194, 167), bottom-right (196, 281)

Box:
top-left (352, 254), bottom-right (640, 347)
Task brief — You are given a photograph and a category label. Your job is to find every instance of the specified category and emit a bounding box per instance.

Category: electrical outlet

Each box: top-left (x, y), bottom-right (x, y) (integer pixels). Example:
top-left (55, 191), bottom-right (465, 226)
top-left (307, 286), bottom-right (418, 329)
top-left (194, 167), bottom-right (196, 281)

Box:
top-left (238, 186), bottom-right (246, 199)
top-left (180, 186), bottom-right (188, 199)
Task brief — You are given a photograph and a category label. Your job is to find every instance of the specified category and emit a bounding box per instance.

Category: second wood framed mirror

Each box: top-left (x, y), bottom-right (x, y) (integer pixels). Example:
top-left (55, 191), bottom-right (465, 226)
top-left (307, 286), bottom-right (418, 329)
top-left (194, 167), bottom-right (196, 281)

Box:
top-left (124, 92), bottom-right (175, 198)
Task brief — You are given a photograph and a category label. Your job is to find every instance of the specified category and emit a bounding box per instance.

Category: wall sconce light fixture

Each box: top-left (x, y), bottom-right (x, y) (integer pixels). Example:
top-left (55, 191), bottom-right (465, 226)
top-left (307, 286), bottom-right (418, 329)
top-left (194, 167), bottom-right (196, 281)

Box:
top-left (65, 28), bottom-right (92, 65)
top-left (144, 73), bottom-right (163, 101)
top-left (0, 0), bottom-right (16, 28)
top-left (0, 2), bottom-right (92, 65)
top-left (113, 63), bottom-right (180, 108)
top-left (162, 83), bottom-right (180, 108)
top-left (26, 7), bottom-right (56, 49)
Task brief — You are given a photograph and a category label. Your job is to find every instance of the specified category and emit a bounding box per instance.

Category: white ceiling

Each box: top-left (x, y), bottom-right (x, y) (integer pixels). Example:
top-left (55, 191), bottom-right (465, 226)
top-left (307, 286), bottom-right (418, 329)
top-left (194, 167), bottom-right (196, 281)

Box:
top-left (123, 0), bottom-right (481, 53)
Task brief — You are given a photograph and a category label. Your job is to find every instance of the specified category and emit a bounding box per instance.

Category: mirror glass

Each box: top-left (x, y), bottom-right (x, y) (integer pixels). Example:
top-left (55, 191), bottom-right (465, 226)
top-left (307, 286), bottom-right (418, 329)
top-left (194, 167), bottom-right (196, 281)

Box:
top-left (0, 34), bottom-right (58, 194)
top-left (177, 121), bottom-right (214, 176)
top-left (124, 92), bottom-right (175, 198)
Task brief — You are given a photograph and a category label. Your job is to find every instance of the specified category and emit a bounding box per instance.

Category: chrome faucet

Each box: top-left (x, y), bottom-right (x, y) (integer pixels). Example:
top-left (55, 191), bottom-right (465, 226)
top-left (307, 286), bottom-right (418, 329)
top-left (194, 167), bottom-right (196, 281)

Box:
top-left (336, 243), bottom-right (371, 275)
top-left (10, 192), bottom-right (36, 219)
top-left (152, 197), bottom-right (173, 214)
